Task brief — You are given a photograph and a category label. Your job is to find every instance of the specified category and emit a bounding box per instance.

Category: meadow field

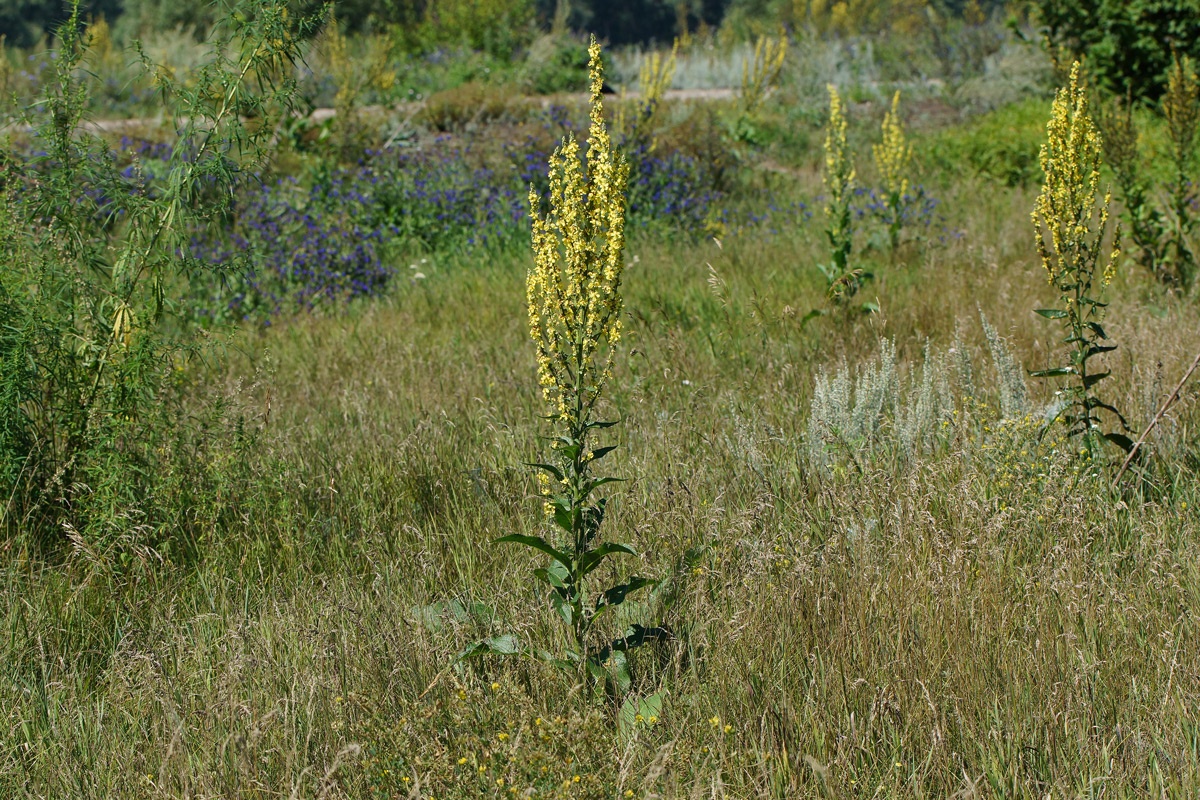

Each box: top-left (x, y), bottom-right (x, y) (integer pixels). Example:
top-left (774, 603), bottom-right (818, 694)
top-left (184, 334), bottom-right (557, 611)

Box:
top-left (3, 2), bottom-right (1200, 797)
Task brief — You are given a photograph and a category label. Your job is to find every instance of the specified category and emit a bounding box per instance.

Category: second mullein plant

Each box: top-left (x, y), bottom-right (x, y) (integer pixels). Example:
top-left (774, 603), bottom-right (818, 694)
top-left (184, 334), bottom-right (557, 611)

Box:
top-left (816, 85), bottom-right (873, 310)
top-left (874, 91), bottom-right (912, 251)
top-left (1030, 63), bottom-right (1132, 458)
top-left (468, 38), bottom-right (665, 690)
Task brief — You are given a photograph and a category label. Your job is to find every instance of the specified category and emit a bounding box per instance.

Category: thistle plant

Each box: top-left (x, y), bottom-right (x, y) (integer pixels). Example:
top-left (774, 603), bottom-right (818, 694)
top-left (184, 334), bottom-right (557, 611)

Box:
top-left (492, 38), bottom-right (659, 687)
top-left (1163, 53), bottom-right (1199, 292)
top-left (873, 91), bottom-right (912, 250)
top-left (3, 0), bottom-right (316, 539)
top-left (1030, 63), bottom-right (1129, 457)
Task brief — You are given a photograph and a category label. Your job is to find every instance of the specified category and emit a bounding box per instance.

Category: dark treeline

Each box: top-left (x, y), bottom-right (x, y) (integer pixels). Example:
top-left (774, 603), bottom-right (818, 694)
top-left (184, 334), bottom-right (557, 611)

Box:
top-left (2, 0), bottom-right (1010, 49)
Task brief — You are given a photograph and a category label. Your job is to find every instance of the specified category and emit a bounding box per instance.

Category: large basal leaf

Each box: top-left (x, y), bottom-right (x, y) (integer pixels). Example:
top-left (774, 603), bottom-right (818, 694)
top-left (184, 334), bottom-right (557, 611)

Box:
top-left (456, 634), bottom-right (522, 661)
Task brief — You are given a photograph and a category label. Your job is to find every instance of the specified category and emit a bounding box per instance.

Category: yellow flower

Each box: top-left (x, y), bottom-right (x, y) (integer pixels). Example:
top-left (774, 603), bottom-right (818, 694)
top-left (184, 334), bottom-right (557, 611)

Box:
top-left (1032, 62), bottom-right (1119, 292)
top-left (740, 34), bottom-right (787, 115)
top-left (527, 36), bottom-right (630, 422)
top-left (823, 84), bottom-right (855, 225)
top-left (874, 90), bottom-right (911, 201)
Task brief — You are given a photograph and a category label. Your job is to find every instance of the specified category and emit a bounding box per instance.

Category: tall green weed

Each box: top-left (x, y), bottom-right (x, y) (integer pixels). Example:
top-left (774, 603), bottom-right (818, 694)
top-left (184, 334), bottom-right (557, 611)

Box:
top-left (0, 0), bottom-right (316, 546)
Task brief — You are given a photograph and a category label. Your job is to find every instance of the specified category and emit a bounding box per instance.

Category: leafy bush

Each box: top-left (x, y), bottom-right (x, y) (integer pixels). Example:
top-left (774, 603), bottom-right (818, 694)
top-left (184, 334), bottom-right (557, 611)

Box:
top-left (522, 34), bottom-right (597, 94)
top-left (1029, 0), bottom-right (1200, 101)
top-left (419, 81), bottom-right (519, 131)
top-left (926, 98), bottom-right (1047, 186)
top-left (0, 0), bottom-right (313, 541)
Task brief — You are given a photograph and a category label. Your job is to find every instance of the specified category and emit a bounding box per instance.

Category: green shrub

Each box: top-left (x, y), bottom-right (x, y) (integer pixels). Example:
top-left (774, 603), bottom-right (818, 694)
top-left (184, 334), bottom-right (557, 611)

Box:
top-left (0, 0), bottom-right (313, 544)
top-left (1028, 0), bottom-right (1200, 101)
top-left (522, 34), bottom-right (599, 94)
top-left (926, 98), bottom-right (1047, 186)
top-left (419, 81), bottom-right (519, 131)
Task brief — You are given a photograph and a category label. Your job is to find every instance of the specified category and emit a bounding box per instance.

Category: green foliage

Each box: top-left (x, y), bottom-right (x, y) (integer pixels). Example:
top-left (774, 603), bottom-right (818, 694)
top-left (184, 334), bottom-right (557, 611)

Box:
top-left (522, 33), bottom-right (599, 94)
top-left (1028, 0), bottom-right (1200, 102)
top-left (926, 98), bottom-right (1047, 186)
top-left (0, 0), bottom-right (314, 541)
top-left (418, 81), bottom-right (518, 131)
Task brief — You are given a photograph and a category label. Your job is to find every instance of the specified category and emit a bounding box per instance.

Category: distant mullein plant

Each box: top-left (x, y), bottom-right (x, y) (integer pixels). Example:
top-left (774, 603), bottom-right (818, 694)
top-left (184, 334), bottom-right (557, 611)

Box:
top-left (1163, 53), bottom-right (1199, 292)
top-left (616, 39), bottom-right (677, 151)
top-left (873, 91), bottom-right (912, 250)
top-left (818, 85), bottom-right (865, 303)
top-left (1030, 63), bottom-right (1130, 457)
top-left (739, 34), bottom-right (787, 116)
top-left (494, 38), bottom-right (658, 685)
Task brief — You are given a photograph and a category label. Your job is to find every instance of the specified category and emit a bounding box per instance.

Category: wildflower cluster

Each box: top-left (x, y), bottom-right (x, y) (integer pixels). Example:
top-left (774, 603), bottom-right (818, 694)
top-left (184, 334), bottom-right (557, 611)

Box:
top-left (616, 40), bottom-right (677, 151)
top-left (1030, 63), bottom-right (1127, 456)
top-left (873, 91), bottom-right (912, 249)
top-left (352, 680), bottom-right (616, 800)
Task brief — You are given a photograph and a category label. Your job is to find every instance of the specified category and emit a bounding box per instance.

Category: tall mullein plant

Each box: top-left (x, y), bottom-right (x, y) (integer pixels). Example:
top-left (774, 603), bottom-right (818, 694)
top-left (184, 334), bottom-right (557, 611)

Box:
top-left (1031, 63), bottom-right (1129, 458)
top-left (497, 38), bottom-right (654, 683)
top-left (819, 85), bottom-right (861, 301)
top-left (873, 91), bottom-right (912, 251)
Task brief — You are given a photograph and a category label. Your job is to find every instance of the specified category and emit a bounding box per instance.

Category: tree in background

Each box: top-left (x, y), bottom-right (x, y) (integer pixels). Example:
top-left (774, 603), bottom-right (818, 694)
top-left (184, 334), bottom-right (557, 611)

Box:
top-left (0, 0), bottom-right (121, 46)
top-left (1029, 0), bottom-right (1200, 102)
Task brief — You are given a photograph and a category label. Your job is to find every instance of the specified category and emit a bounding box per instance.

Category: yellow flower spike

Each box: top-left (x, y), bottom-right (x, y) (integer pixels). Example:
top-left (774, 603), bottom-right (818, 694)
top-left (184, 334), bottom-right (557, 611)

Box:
top-left (873, 90), bottom-right (912, 248)
top-left (617, 40), bottom-right (677, 149)
top-left (527, 36), bottom-right (630, 423)
top-left (874, 91), bottom-right (911, 201)
top-left (823, 85), bottom-right (855, 223)
top-left (740, 33), bottom-right (787, 115)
